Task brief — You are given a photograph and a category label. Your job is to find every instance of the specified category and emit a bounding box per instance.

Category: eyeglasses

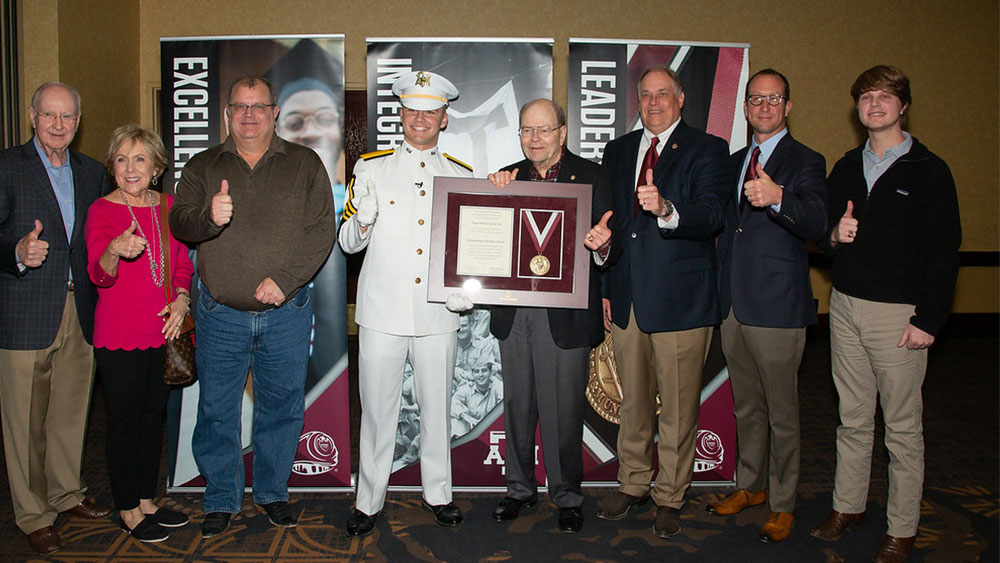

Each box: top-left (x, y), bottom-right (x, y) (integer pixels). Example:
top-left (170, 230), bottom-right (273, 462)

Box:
top-left (228, 102), bottom-right (274, 115)
top-left (36, 110), bottom-right (78, 123)
top-left (746, 94), bottom-right (786, 106)
top-left (518, 125), bottom-right (562, 138)
top-left (280, 111), bottom-right (340, 132)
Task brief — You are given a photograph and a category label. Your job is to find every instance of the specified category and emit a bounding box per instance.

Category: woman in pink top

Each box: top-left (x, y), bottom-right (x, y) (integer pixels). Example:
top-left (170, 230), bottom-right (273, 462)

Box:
top-left (85, 125), bottom-right (193, 543)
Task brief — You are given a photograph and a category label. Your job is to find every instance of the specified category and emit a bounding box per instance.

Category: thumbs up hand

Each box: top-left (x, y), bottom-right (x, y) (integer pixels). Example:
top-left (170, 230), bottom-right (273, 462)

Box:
top-left (16, 219), bottom-right (49, 267)
top-left (637, 169), bottom-right (669, 217)
top-left (109, 221), bottom-right (147, 259)
top-left (355, 180), bottom-right (379, 227)
top-left (211, 179), bottom-right (233, 226)
top-left (585, 210), bottom-right (613, 250)
top-left (743, 163), bottom-right (783, 208)
top-left (832, 200), bottom-right (859, 244)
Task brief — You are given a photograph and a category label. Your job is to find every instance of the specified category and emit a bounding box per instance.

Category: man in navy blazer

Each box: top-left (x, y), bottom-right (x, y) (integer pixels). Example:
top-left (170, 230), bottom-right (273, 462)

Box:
top-left (595, 67), bottom-right (729, 539)
top-left (707, 69), bottom-right (827, 544)
top-left (486, 99), bottom-right (616, 534)
top-left (0, 82), bottom-right (110, 554)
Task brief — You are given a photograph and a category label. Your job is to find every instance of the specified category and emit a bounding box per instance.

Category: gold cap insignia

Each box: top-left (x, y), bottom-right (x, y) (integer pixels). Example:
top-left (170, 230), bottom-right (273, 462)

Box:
top-left (415, 71), bottom-right (431, 87)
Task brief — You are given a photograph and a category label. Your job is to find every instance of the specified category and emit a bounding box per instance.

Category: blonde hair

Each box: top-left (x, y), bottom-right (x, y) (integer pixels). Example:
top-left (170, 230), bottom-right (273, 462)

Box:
top-left (104, 124), bottom-right (168, 179)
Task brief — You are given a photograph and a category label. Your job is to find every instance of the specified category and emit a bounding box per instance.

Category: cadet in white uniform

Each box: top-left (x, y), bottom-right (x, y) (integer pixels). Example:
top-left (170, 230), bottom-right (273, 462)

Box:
top-left (340, 71), bottom-right (473, 536)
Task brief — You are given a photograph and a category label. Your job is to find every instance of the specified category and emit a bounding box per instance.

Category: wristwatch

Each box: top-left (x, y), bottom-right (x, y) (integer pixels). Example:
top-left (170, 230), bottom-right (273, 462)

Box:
top-left (661, 199), bottom-right (675, 218)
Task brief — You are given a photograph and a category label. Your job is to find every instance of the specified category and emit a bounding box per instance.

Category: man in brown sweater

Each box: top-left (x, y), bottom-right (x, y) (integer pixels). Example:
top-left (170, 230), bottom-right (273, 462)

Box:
top-left (170, 75), bottom-right (335, 538)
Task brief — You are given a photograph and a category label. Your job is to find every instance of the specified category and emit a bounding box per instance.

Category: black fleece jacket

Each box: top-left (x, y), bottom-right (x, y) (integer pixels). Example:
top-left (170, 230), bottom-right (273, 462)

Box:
top-left (821, 138), bottom-right (961, 336)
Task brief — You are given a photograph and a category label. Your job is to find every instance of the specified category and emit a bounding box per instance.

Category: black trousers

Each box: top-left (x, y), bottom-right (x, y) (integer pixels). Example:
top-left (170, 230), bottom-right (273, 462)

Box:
top-left (95, 347), bottom-right (170, 510)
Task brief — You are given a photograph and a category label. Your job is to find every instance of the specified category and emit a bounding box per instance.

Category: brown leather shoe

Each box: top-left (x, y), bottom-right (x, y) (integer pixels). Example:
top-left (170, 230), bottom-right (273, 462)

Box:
top-left (759, 511), bottom-right (794, 543)
top-left (705, 489), bottom-right (767, 515)
top-left (62, 500), bottom-right (113, 519)
top-left (653, 506), bottom-right (682, 538)
top-left (27, 526), bottom-right (61, 554)
top-left (809, 509), bottom-right (865, 541)
top-left (596, 491), bottom-right (649, 521)
top-left (873, 534), bottom-right (915, 562)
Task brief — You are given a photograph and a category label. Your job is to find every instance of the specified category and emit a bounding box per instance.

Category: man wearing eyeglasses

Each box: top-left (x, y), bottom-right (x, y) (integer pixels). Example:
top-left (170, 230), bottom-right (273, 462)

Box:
top-left (0, 82), bottom-right (111, 554)
top-left (595, 66), bottom-right (729, 539)
top-left (707, 69), bottom-right (828, 543)
top-left (170, 75), bottom-right (335, 538)
top-left (485, 99), bottom-right (615, 534)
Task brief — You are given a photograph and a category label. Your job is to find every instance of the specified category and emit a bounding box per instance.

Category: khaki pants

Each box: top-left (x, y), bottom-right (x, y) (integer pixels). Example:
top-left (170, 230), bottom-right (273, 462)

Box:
top-left (829, 289), bottom-right (926, 537)
top-left (612, 307), bottom-right (712, 509)
top-left (0, 294), bottom-right (94, 534)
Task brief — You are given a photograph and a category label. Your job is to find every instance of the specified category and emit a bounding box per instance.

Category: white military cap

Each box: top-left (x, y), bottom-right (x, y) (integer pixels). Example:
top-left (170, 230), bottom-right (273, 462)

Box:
top-left (392, 70), bottom-right (459, 110)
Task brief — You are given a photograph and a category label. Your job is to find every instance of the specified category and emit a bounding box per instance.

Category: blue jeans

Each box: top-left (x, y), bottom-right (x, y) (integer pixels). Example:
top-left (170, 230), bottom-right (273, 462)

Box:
top-left (192, 282), bottom-right (312, 514)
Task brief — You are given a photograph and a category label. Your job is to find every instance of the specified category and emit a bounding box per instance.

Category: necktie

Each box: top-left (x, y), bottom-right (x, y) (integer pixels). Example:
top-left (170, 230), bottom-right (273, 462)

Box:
top-left (740, 146), bottom-right (761, 213)
top-left (635, 136), bottom-right (659, 217)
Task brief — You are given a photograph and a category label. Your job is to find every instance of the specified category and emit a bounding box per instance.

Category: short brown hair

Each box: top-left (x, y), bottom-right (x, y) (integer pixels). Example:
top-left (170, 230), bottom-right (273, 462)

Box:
top-left (227, 75), bottom-right (277, 106)
top-left (850, 65), bottom-right (911, 107)
top-left (104, 124), bottom-right (168, 178)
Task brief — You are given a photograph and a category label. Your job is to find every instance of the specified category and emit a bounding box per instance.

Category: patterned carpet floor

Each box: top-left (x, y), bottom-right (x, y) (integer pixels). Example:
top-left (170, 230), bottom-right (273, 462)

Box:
top-left (0, 319), bottom-right (995, 562)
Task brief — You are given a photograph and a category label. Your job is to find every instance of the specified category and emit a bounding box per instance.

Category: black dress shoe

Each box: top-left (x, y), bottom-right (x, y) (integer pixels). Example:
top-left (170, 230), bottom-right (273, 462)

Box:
top-left (421, 499), bottom-right (463, 527)
top-left (493, 496), bottom-right (537, 522)
top-left (259, 501), bottom-right (297, 528)
top-left (201, 512), bottom-right (232, 538)
top-left (346, 509), bottom-right (380, 537)
top-left (558, 507), bottom-right (584, 533)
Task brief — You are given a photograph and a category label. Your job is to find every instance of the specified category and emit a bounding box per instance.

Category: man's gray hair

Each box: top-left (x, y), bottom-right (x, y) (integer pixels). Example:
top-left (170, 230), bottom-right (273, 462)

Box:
top-left (31, 82), bottom-right (82, 115)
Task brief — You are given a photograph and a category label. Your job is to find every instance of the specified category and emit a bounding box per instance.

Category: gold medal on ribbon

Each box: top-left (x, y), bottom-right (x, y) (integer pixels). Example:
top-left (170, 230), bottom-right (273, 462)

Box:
top-left (530, 254), bottom-right (550, 276)
top-left (522, 209), bottom-right (561, 277)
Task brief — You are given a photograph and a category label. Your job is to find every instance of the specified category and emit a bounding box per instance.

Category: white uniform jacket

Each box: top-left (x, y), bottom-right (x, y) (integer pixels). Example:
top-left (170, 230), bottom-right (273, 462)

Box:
top-left (340, 141), bottom-right (473, 336)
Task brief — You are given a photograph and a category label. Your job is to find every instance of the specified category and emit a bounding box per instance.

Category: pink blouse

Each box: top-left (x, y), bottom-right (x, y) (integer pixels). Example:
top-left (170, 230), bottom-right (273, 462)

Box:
top-left (85, 195), bottom-right (194, 350)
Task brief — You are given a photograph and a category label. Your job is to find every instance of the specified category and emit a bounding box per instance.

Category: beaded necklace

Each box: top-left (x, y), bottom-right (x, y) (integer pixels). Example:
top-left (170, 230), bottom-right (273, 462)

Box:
top-left (118, 187), bottom-right (165, 287)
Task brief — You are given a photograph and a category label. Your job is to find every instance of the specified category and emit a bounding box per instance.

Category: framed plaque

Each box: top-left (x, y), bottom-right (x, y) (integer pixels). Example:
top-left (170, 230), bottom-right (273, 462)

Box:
top-left (428, 177), bottom-right (592, 309)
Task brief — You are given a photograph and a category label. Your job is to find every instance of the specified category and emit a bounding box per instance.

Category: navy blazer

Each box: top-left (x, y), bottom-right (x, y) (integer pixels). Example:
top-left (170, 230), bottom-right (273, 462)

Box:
top-left (717, 133), bottom-right (828, 328)
top-left (489, 150), bottom-right (616, 349)
top-left (601, 120), bottom-right (730, 333)
top-left (0, 139), bottom-right (107, 348)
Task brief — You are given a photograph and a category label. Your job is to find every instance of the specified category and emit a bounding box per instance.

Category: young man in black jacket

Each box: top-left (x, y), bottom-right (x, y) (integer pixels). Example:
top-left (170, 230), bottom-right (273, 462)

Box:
top-left (810, 65), bottom-right (961, 563)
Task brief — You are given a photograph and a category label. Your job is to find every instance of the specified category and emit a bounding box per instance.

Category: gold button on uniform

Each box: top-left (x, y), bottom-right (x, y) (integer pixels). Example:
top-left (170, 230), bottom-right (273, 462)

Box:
top-left (389, 200), bottom-right (395, 205)
top-left (416, 248), bottom-right (423, 255)
top-left (420, 190), bottom-right (426, 196)
top-left (415, 277), bottom-right (421, 284)
top-left (420, 162), bottom-right (425, 168)
top-left (418, 219), bottom-right (425, 225)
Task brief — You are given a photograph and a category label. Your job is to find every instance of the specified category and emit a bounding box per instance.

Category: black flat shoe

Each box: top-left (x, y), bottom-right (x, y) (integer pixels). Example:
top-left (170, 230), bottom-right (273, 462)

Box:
top-left (201, 512), bottom-right (232, 538)
top-left (120, 517), bottom-right (169, 543)
top-left (421, 499), bottom-right (463, 527)
top-left (558, 507), bottom-right (584, 533)
top-left (493, 496), bottom-right (537, 522)
top-left (259, 501), bottom-right (297, 528)
top-left (346, 509), bottom-right (380, 537)
top-left (146, 506), bottom-right (189, 528)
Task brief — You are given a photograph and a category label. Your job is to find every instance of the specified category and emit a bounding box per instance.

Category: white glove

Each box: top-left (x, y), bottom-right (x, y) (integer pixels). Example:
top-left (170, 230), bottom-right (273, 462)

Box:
top-left (356, 180), bottom-right (378, 227)
top-left (445, 292), bottom-right (474, 313)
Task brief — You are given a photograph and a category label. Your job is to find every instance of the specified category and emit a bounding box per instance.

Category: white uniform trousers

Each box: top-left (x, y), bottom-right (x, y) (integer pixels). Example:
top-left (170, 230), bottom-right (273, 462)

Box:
top-left (355, 327), bottom-right (457, 515)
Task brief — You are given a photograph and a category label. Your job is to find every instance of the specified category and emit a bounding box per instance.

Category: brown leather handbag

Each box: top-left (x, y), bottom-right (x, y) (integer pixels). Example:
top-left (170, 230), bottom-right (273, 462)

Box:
top-left (160, 197), bottom-right (197, 386)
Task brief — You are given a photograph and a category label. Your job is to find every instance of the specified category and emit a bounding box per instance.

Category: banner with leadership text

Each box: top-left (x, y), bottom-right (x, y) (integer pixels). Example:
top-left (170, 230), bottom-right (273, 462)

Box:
top-left (567, 38), bottom-right (750, 484)
top-left (160, 35), bottom-right (351, 490)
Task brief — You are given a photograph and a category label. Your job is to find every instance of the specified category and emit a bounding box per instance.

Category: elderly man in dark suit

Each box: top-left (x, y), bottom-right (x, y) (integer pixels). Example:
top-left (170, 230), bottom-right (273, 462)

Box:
top-left (486, 99), bottom-right (617, 534)
top-left (0, 82), bottom-right (111, 554)
top-left (707, 69), bottom-right (827, 543)
top-left (595, 66), bottom-right (729, 539)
